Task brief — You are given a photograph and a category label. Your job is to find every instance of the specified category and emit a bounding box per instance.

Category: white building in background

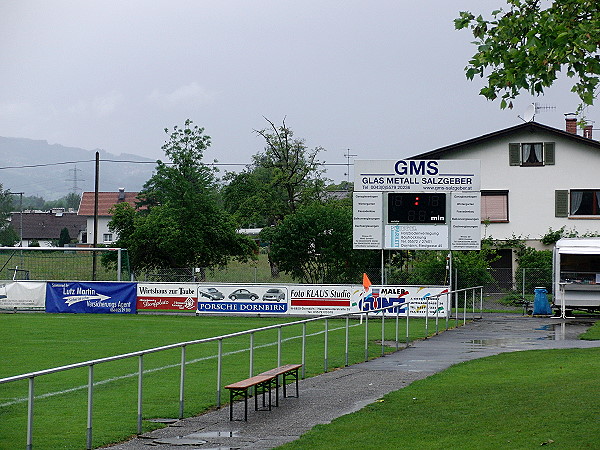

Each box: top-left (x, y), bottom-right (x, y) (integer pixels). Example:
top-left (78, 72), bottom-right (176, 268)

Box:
top-left (411, 118), bottom-right (600, 246)
top-left (78, 188), bottom-right (139, 245)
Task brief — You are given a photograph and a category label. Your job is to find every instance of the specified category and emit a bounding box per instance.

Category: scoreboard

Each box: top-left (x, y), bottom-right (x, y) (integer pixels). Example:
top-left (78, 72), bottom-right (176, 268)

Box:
top-left (387, 193), bottom-right (446, 224)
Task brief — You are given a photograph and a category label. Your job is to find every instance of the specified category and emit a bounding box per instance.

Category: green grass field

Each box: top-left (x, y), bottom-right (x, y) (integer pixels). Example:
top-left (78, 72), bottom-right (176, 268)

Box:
top-left (281, 321), bottom-right (600, 450)
top-left (281, 347), bottom-right (600, 449)
top-left (0, 313), bottom-right (433, 449)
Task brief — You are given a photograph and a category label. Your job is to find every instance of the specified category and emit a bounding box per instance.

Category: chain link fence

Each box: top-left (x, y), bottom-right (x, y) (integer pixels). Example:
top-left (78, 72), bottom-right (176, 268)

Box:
top-left (482, 267), bottom-right (552, 312)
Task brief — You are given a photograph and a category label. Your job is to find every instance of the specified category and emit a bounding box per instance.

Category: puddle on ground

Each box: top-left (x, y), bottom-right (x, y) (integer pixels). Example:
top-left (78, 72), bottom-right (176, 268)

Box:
top-left (190, 431), bottom-right (240, 438)
top-left (466, 321), bottom-right (594, 346)
top-left (153, 435), bottom-right (208, 445)
top-left (147, 418), bottom-right (179, 424)
top-left (154, 431), bottom-right (239, 447)
top-left (537, 321), bottom-right (593, 340)
top-left (466, 338), bottom-right (526, 348)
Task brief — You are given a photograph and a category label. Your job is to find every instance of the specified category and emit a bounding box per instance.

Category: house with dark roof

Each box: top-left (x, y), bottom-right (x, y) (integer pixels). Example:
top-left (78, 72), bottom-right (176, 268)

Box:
top-left (409, 118), bottom-right (600, 251)
top-left (10, 209), bottom-right (87, 247)
top-left (77, 188), bottom-right (139, 245)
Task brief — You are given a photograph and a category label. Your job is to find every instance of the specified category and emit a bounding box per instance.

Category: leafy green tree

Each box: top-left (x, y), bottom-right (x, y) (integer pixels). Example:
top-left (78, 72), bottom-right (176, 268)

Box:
top-left (108, 120), bottom-right (256, 274)
top-left (266, 202), bottom-right (379, 283)
top-left (223, 119), bottom-right (327, 226)
top-left (64, 193), bottom-right (81, 210)
top-left (221, 165), bottom-right (286, 228)
top-left (252, 118), bottom-right (327, 215)
top-left (23, 193), bottom-right (81, 211)
top-left (514, 246), bottom-right (553, 293)
top-left (21, 195), bottom-right (45, 210)
top-left (223, 118), bottom-right (328, 277)
top-left (455, 0), bottom-right (600, 109)
top-left (0, 185), bottom-right (19, 246)
top-left (58, 227), bottom-right (71, 247)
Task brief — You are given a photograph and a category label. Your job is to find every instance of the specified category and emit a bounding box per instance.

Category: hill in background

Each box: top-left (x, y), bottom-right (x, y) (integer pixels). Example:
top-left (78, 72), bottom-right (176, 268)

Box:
top-left (0, 137), bottom-right (157, 200)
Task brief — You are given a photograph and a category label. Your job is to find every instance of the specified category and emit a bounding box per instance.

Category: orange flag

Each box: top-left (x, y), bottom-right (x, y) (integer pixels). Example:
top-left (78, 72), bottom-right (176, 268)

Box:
top-left (362, 273), bottom-right (372, 291)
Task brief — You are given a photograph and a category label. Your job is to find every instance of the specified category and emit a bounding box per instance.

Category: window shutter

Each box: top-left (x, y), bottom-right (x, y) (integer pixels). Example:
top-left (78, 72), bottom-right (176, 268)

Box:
top-left (555, 190), bottom-right (568, 217)
top-left (481, 194), bottom-right (508, 221)
top-left (509, 143), bottom-right (521, 166)
top-left (544, 142), bottom-right (555, 165)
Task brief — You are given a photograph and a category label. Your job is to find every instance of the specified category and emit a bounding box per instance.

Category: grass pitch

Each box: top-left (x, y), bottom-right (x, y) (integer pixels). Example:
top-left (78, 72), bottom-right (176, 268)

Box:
top-left (0, 312), bottom-right (430, 449)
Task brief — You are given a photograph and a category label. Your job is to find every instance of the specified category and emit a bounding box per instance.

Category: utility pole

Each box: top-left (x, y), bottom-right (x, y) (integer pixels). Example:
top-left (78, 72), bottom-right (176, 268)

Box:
top-left (92, 152), bottom-right (99, 280)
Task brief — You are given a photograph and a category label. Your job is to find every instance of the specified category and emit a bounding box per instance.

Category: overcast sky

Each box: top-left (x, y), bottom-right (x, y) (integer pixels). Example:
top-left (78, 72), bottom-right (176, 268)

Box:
top-left (1, 0), bottom-right (597, 184)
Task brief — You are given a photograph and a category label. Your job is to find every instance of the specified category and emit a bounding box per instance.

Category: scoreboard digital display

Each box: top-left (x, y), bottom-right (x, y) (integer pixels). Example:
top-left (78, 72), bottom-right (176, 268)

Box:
top-left (388, 193), bottom-right (446, 224)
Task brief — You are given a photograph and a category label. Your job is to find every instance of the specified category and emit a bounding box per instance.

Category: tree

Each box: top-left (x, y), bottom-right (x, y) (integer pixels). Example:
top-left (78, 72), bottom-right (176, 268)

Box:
top-left (222, 118), bottom-right (328, 277)
top-left (64, 193), bottom-right (81, 210)
top-left (266, 202), bottom-right (380, 283)
top-left (455, 0), bottom-right (600, 109)
top-left (58, 227), bottom-right (71, 247)
top-left (252, 118), bottom-right (327, 216)
top-left (0, 185), bottom-right (19, 246)
top-left (108, 120), bottom-right (257, 275)
top-left (221, 165), bottom-right (286, 228)
top-left (223, 118), bottom-right (327, 228)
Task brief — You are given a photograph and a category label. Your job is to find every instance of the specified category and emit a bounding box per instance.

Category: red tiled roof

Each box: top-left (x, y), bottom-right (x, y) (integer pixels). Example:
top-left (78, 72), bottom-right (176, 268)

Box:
top-left (78, 191), bottom-right (140, 216)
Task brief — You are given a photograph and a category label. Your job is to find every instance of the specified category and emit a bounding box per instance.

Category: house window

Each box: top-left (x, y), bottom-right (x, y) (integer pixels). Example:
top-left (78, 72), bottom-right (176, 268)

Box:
top-left (555, 190), bottom-right (600, 217)
top-left (481, 191), bottom-right (508, 222)
top-left (570, 190), bottom-right (600, 216)
top-left (103, 233), bottom-right (113, 242)
top-left (509, 142), bottom-right (555, 166)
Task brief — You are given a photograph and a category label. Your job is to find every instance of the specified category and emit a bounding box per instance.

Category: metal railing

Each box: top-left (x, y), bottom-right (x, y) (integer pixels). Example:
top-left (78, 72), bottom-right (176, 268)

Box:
top-left (1, 285), bottom-right (482, 450)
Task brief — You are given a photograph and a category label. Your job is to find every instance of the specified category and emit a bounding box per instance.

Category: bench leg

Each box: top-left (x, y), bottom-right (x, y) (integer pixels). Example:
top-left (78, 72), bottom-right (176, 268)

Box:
top-left (282, 368), bottom-right (299, 398)
top-left (274, 376), bottom-right (280, 407)
top-left (228, 389), bottom-right (249, 421)
top-left (268, 381), bottom-right (272, 410)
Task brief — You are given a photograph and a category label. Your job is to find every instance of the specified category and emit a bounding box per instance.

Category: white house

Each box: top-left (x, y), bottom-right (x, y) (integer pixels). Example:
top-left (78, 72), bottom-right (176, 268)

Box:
top-left (411, 118), bottom-right (600, 248)
top-left (78, 188), bottom-right (139, 245)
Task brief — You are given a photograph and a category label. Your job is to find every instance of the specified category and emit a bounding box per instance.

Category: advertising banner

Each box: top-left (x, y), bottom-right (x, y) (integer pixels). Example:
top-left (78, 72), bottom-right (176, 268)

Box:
top-left (288, 285), bottom-right (359, 315)
top-left (196, 284), bottom-right (289, 314)
top-left (354, 159), bottom-right (480, 192)
top-left (357, 285), bottom-right (450, 317)
top-left (137, 283), bottom-right (197, 312)
top-left (450, 192), bottom-right (481, 250)
top-left (353, 192), bottom-right (383, 249)
top-left (46, 282), bottom-right (136, 314)
top-left (0, 281), bottom-right (46, 309)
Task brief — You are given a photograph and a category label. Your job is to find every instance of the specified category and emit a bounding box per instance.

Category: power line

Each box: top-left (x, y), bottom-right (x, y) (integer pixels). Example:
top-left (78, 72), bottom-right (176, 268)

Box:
top-left (0, 159), bottom-right (353, 170)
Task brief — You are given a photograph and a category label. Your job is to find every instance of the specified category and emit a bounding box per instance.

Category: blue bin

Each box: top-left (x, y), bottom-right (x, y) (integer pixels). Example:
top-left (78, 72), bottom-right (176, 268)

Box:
top-left (533, 287), bottom-right (552, 315)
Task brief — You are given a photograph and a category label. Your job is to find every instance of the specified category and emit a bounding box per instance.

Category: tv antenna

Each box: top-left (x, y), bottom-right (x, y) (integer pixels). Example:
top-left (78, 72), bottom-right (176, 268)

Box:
top-left (519, 102), bottom-right (556, 122)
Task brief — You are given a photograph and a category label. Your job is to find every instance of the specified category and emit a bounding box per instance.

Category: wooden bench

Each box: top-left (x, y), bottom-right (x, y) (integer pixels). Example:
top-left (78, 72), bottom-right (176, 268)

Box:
top-left (257, 363), bottom-right (302, 406)
top-left (224, 364), bottom-right (302, 421)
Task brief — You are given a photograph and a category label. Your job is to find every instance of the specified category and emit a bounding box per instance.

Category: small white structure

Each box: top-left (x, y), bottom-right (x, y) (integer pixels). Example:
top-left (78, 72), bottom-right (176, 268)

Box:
top-left (554, 237), bottom-right (600, 312)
